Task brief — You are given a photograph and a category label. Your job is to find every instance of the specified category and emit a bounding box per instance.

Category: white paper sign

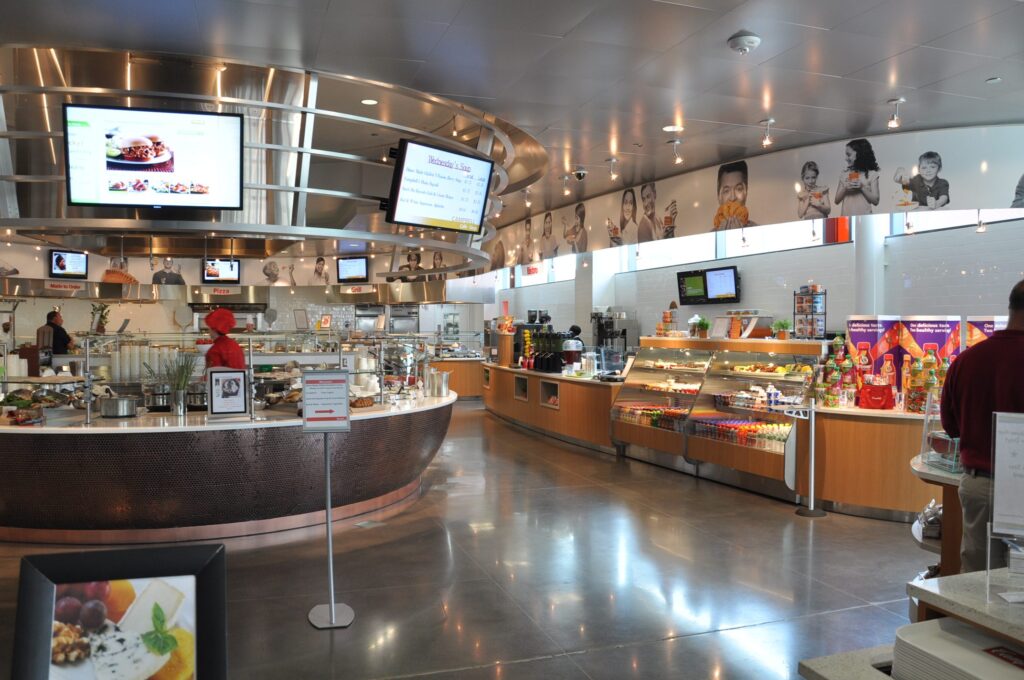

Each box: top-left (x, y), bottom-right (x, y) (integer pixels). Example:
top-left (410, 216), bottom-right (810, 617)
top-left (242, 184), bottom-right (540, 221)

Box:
top-left (207, 368), bottom-right (248, 416)
top-left (338, 353), bottom-right (357, 372)
top-left (993, 412), bottom-right (1024, 537)
top-left (302, 370), bottom-right (350, 433)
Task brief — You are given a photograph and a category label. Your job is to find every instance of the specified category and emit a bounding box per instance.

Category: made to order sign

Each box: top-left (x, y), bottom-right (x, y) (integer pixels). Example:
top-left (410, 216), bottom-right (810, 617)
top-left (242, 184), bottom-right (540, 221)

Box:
top-left (302, 370), bottom-right (350, 433)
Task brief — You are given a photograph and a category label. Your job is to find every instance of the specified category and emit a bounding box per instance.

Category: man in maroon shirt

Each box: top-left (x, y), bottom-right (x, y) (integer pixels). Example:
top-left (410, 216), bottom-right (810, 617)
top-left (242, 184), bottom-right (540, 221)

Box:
top-left (941, 279), bottom-right (1024, 572)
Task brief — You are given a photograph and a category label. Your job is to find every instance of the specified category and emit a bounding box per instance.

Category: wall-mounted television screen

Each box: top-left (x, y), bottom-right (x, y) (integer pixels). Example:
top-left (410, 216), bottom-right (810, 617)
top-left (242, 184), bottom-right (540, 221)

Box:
top-left (63, 104), bottom-right (243, 210)
top-left (385, 139), bottom-right (493, 234)
top-left (677, 266), bottom-right (740, 305)
top-left (337, 256), bottom-right (369, 284)
top-left (201, 259), bottom-right (241, 284)
top-left (49, 250), bottom-right (89, 280)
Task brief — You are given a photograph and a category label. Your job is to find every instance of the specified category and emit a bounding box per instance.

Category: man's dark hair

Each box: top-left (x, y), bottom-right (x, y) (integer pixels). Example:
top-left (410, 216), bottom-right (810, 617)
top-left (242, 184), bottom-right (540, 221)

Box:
top-left (717, 161), bottom-right (749, 191)
top-left (407, 252), bottom-right (421, 265)
top-left (46, 311), bottom-right (59, 323)
top-left (1011, 279), bottom-right (1024, 311)
top-left (569, 325), bottom-right (582, 337)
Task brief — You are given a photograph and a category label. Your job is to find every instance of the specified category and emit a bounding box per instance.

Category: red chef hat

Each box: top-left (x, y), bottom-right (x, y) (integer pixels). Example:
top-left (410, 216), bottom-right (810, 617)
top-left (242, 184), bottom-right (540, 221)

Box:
top-left (205, 308), bottom-right (236, 335)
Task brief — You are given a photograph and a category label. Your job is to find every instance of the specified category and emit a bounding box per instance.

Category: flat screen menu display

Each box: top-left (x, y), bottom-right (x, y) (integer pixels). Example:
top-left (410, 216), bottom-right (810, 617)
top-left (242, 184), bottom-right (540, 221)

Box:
top-left (201, 259), bottom-right (241, 284)
top-left (337, 257), bottom-right (369, 284)
top-left (385, 139), bottom-right (493, 234)
top-left (49, 250), bottom-right (89, 279)
top-left (676, 266), bottom-right (740, 305)
top-left (63, 104), bottom-right (243, 209)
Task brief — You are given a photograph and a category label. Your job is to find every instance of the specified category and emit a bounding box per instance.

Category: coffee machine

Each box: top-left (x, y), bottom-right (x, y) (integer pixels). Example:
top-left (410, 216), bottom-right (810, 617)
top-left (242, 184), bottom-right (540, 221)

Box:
top-left (591, 311), bottom-right (639, 352)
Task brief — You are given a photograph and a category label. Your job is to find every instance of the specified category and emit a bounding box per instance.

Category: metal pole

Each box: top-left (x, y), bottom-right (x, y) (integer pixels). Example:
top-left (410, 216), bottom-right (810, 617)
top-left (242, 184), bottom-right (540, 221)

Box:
top-left (247, 338), bottom-right (255, 421)
top-left (84, 339), bottom-right (92, 426)
top-left (796, 397), bottom-right (826, 517)
top-left (324, 432), bottom-right (336, 624)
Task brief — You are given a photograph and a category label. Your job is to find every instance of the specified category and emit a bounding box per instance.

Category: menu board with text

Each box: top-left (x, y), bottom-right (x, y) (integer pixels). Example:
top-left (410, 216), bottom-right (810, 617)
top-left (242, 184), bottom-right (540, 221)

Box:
top-left (386, 139), bottom-right (493, 234)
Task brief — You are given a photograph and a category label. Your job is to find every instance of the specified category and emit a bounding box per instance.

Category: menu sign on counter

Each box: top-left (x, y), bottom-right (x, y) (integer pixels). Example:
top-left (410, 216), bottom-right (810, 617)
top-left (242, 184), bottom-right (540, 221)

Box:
top-left (302, 370), bottom-right (350, 433)
top-left (993, 412), bottom-right (1024, 537)
top-left (207, 367), bottom-right (248, 417)
top-left (385, 139), bottom-right (493, 234)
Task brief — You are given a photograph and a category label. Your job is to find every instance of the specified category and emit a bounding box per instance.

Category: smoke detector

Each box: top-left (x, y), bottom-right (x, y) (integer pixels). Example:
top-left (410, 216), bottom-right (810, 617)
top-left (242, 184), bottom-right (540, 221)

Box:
top-left (727, 30), bottom-right (762, 55)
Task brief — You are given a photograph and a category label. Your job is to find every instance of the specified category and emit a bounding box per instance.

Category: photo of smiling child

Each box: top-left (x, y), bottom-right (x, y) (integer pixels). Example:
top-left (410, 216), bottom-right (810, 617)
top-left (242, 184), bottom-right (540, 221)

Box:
top-left (893, 151), bottom-right (949, 210)
top-left (796, 161), bottom-right (831, 219)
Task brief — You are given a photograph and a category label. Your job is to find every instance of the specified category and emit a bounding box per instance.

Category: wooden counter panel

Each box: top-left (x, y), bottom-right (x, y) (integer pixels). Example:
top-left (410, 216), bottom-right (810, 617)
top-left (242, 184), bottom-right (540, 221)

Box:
top-left (612, 420), bottom-right (685, 454)
top-left (687, 436), bottom-right (785, 480)
top-left (798, 413), bottom-right (934, 513)
top-left (484, 367), bottom-right (619, 451)
top-left (434, 360), bottom-right (483, 398)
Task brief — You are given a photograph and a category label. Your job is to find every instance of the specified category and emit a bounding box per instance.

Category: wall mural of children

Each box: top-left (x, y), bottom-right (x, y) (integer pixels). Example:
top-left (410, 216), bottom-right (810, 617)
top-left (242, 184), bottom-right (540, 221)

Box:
top-left (893, 151), bottom-right (949, 210)
top-left (796, 161), bottom-right (831, 219)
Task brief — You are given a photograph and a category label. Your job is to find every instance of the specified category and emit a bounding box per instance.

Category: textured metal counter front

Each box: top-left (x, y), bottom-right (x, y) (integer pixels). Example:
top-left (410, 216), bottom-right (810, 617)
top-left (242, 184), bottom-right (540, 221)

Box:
top-left (0, 405), bottom-right (452, 539)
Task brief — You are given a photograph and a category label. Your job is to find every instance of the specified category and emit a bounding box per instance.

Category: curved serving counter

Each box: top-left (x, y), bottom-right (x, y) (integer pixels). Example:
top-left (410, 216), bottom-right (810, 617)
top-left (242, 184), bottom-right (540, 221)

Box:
top-left (0, 394), bottom-right (456, 544)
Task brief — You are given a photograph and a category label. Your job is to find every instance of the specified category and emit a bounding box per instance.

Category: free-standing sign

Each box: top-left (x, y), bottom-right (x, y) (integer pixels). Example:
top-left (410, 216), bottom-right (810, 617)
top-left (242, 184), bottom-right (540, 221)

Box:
top-left (207, 367), bottom-right (248, 416)
top-left (302, 370), bottom-right (350, 433)
top-left (993, 412), bottom-right (1024, 537)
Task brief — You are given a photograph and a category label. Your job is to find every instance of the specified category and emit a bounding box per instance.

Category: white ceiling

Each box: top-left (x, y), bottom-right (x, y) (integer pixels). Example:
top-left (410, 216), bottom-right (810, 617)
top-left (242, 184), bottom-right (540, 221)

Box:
top-left (3, 0), bottom-right (1024, 228)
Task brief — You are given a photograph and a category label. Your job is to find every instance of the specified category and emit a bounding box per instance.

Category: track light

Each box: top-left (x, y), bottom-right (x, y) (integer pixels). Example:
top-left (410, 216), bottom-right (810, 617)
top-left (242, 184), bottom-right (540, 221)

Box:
top-left (760, 118), bottom-right (775, 148)
top-left (608, 157), bottom-right (618, 181)
top-left (887, 97), bottom-right (905, 130)
top-left (562, 176), bottom-right (571, 196)
top-left (451, 116), bottom-right (458, 137)
top-left (976, 209), bottom-right (987, 233)
top-left (672, 139), bottom-right (683, 165)
top-left (380, 147), bottom-right (388, 163)
top-left (493, 198), bottom-right (503, 218)
top-left (524, 188), bottom-right (532, 208)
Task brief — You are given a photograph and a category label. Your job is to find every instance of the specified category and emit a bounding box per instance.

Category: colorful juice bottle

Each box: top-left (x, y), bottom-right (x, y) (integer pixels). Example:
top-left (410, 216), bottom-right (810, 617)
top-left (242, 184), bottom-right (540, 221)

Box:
top-left (925, 368), bottom-right (939, 394)
top-left (937, 356), bottom-right (950, 388)
top-left (910, 357), bottom-right (924, 388)
top-left (922, 343), bottom-right (938, 374)
top-left (856, 341), bottom-right (872, 389)
top-left (901, 355), bottom-right (912, 392)
top-left (880, 353), bottom-right (896, 386)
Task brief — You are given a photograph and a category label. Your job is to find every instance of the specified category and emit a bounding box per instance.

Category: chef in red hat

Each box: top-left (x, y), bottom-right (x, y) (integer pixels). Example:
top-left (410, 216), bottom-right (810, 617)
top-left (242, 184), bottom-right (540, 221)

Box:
top-left (203, 307), bottom-right (246, 370)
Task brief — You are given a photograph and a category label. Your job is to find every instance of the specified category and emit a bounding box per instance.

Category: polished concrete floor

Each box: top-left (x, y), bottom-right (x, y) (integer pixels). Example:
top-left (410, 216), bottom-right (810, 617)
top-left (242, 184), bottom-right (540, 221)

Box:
top-left (0, 402), bottom-right (929, 679)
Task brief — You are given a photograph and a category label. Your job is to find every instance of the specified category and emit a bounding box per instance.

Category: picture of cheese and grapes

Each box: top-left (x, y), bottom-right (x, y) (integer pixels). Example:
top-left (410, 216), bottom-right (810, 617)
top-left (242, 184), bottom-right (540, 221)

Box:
top-left (49, 576), bottom-right (196, 680)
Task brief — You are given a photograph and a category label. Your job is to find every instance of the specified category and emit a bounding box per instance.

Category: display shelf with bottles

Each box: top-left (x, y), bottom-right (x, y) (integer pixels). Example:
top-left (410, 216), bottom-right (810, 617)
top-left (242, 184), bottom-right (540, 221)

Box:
top-left (611, 347), bottom-right (713, 449)
top-left (684, 347), bottom-right (820, 482)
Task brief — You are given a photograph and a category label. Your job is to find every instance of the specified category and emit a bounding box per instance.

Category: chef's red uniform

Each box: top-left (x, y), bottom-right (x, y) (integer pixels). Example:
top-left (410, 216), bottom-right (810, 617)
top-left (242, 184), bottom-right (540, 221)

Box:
top-left (204, 308), bottom-right (247, 370)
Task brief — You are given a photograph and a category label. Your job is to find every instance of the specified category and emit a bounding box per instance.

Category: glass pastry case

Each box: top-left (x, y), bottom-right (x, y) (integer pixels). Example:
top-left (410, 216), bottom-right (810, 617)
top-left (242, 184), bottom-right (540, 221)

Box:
top-left (611, 347), bottom-right (713, 434)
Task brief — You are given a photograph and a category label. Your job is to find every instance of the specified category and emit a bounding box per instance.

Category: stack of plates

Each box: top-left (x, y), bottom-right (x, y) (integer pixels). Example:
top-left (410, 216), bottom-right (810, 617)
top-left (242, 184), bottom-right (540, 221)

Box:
top-left (892, 619), bottom-right (1024, 679)
top-left (1007, 542), bottom-right (1024, 575)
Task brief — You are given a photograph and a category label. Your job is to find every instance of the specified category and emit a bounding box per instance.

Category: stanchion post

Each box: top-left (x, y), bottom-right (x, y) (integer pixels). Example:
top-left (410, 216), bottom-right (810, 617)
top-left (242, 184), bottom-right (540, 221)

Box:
top-left (797, 398), bottom-right (827, 518)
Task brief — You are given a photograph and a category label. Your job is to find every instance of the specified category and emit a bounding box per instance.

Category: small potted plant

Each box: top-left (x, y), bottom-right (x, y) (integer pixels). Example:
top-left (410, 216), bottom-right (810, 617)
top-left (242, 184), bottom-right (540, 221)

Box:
top-left (696, 316), bottom-right (710, 339)
top-left (91, 303), bottom-right (110, 335)
top-left (772, 319), bottom-right (793, 340)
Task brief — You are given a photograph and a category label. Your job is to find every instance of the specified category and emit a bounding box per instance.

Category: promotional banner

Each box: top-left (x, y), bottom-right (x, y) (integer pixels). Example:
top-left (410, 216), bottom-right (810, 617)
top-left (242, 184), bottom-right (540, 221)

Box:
top-left (965, 316), bottom-right (1009, 347)
top-left (486, 124), bottom-right (1024, 271)
top-left (845, 316), bottom-right (901, 375)
top-left (899, 316), bottom-right (962, 361)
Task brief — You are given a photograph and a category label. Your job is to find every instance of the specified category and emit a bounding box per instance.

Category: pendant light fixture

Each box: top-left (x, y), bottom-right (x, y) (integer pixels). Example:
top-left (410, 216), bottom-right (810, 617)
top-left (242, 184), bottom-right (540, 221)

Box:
top-left (607, 157), bottom-right (619, 181)
top-left (976, 208), bottom-right (987, 233)
top-left (562, 175), bottom-right (571, 196)
top-left (524, 188), bottom-right (532, 208)
top-left (887, 97), bottom-right (905, 129)
top-left (759, 118), bottom-right (775, 148)
top-left (671, 139), bottom-right (683, 165)
top-left (451, 116), bottom-right (458, 137)
top-left (493, 197), bottom-right (503, 219)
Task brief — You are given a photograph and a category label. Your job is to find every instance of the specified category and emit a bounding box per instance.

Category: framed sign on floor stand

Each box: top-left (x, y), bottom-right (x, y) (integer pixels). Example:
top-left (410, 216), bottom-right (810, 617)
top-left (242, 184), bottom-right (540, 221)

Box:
top-left (302, 369), bottom-right (355, 629)
top-left (988, 412), bottom-right (1024, 601)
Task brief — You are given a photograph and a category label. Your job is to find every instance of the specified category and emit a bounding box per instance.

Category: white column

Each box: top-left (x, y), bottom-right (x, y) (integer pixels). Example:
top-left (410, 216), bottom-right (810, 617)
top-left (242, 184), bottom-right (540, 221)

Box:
top-left (853, 214), bottom-right (889, 314)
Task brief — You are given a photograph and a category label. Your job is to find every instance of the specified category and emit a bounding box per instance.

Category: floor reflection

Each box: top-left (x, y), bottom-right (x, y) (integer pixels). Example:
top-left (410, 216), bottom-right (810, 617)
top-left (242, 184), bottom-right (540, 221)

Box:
top-left (0, 403), bottom-right (922, 680)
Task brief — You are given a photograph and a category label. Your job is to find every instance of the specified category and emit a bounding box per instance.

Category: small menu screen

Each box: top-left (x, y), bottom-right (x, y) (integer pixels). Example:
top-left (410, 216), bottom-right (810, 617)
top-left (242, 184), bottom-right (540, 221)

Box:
top-left (337, 257), bottom-right (369, 283)
top-left (202, 259), bottom-right (241, 284)
top-left (386, 139), bottom-right (493, 234)
top-left (49, 250), bottom-right (88, 279)
top-left (63, 104), bottom-right (242, 209)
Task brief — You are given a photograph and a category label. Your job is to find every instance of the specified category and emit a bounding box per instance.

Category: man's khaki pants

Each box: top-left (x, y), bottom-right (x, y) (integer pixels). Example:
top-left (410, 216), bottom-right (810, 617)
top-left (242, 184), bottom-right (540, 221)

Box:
top-left (960, 471), bottom-right (1007, 573)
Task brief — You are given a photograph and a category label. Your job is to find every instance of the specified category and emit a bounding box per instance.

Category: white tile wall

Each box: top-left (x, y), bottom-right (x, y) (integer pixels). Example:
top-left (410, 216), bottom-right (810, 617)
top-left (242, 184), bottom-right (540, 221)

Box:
top-left (884, 221), bottom-right (1024, 316)
top-left (497, 280), bottom-right (576, 330)
top-left (614, 244), bottom-right (857, 336)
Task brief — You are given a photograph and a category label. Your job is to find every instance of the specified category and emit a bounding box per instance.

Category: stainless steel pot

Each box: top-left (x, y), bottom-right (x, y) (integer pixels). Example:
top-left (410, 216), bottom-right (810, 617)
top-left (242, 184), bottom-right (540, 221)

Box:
top-left (99, 396), bottom-right (142, 418)
top-left (143, 392), bottom-right (172, 409)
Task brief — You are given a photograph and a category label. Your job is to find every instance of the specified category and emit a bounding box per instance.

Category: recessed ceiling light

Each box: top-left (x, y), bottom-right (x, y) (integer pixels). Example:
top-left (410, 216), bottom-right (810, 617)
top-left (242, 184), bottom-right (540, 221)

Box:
top-left (985, 76), bottom-right (1003, 85)
top-left (662, 124), bottom-right (684, 133)
top-left (360, 98), bottom-right (378, 106)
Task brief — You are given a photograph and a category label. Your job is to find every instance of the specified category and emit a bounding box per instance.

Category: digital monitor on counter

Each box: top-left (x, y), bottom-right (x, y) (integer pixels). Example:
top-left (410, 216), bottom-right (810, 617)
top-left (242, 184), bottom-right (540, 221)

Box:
top-left (201, 259), bottom-right (241, 284)
top-left (676, 266), bottom-right (740, 305)
top-left (385, 139), bottom-right (493, 234)
top-left (337, 256), bottom-right (369, 284)
top-left (48, 250), bottom-right (89, 280)
top-left (62, 103), bottom-right (243, 210)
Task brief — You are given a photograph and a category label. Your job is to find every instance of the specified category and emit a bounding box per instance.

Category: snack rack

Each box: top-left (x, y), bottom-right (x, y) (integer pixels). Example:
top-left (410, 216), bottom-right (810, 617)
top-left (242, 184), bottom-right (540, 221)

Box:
top-left (793, 290), bottom-right (827, 340)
